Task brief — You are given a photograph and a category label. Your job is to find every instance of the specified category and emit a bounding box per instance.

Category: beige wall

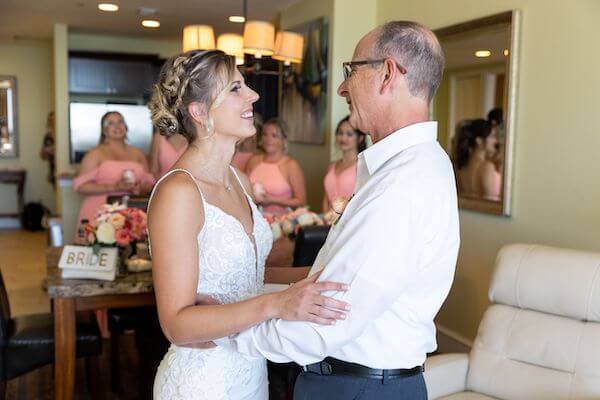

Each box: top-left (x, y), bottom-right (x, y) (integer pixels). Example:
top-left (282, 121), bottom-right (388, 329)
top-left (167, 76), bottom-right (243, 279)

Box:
top-left (377, 0), bottom-right (600, 340)
top-left (281, 0), bottom-right (376, 210)
top-left (0, 40), bottom-right (55, 214)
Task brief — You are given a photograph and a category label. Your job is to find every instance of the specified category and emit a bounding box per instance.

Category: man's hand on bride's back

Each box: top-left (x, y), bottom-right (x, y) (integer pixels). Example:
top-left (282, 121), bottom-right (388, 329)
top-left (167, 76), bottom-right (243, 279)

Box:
top-left (271, 271), bottom-right (350, 325)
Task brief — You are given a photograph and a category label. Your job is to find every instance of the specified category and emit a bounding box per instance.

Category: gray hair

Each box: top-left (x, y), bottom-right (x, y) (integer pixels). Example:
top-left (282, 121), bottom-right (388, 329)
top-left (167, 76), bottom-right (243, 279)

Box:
top-left (375, 21), bottom-right (444, 102)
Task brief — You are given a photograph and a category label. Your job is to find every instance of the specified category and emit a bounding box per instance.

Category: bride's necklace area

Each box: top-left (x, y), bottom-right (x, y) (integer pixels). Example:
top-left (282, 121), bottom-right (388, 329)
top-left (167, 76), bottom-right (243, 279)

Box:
top-left (187, 146), bottom-right (235, 192)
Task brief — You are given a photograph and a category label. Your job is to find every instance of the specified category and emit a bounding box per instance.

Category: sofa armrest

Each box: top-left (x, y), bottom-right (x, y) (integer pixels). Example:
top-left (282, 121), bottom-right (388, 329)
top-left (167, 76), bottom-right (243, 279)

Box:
top-left (424, 353), bottom-right (469, 399)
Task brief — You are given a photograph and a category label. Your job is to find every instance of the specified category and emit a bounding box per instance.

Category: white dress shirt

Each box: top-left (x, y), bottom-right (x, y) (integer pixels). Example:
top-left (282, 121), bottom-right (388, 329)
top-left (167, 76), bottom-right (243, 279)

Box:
top-left (216, 121), bottom-right (460, 369)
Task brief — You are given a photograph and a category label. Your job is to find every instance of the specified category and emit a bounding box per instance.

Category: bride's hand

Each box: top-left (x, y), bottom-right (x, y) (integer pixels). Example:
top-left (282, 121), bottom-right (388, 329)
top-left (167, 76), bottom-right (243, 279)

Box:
top-left (272, 271), bottom-right (350, 325)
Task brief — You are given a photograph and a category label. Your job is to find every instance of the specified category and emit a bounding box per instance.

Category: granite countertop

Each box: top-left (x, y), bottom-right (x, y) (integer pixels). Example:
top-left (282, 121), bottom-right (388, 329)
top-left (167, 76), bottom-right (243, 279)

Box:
top-left (44, 246), bottom-right (153, 298)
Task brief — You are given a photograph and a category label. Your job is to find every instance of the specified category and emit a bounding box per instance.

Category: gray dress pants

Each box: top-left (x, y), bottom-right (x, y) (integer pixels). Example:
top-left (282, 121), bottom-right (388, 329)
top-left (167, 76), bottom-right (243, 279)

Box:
top-left (293, 370), bottom-right (427, 400)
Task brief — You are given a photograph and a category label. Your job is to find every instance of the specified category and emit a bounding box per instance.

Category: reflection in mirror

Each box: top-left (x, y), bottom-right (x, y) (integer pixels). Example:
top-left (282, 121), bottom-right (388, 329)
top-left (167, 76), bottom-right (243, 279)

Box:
top-left (434, 11), bottom-right (519, 216)
top-left (0, 76), bottom-right (18, 158)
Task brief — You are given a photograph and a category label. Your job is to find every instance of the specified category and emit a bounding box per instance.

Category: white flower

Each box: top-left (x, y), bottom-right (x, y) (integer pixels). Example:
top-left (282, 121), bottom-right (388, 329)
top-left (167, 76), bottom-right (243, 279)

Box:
top-left (297, 212), bottom-right (315, 227)
top-left (107, 213), bottom-right (126, 229)
top-left (270, 222), bottom-right (282, 241)
top-left (281, 219), bottom-right (295, 235)
top-left (96, 222), bottom-right (116, 244)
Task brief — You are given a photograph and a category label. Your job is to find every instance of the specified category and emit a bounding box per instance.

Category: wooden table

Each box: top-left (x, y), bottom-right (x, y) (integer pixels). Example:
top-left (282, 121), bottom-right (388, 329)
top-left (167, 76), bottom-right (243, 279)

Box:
top-left (44, 246), bottom-right (310, 400)
top-left (0, 169), bottom-right (26, 217)
top-left (45, 247), bottom-right (155, 400)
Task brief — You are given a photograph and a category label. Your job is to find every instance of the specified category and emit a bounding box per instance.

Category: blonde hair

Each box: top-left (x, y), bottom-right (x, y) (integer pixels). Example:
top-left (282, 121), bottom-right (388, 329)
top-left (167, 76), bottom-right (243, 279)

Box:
top-left (260, 118), bottom-right (289, 153)
top-left (148, 50), bottom-right (237, 143)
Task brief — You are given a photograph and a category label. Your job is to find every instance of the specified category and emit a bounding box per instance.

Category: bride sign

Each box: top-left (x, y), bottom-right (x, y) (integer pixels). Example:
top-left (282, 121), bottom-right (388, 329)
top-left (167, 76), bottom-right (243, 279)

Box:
top-left (58, 245), bottom-right (117, 281)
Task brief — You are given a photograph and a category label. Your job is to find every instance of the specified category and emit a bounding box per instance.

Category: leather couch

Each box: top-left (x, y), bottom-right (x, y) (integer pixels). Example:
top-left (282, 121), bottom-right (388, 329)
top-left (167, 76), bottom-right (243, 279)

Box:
top-left (425, 243), bottom-right (600, 399)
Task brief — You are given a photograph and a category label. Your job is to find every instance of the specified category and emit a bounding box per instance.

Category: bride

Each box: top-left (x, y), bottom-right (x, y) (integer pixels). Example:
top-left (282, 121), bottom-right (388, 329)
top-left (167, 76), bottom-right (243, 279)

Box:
top-left (147, 49), bottom-right (349, 399)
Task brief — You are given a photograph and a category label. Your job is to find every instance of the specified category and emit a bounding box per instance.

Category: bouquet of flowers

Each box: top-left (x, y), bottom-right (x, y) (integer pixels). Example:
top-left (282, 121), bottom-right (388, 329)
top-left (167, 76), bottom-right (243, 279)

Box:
top-left (82, 203), bottom-right (148, 252)
top-left (264, 207), bottom-right (326, 241)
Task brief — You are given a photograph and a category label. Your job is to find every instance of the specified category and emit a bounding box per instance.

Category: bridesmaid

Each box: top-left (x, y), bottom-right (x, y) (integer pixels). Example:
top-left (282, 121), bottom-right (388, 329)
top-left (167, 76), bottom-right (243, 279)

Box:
top-left (74, 111), bottom-right (156, 233)
top-left (246, 118), bottom-right (306, 217)
top-left (148, 129), bottom-right (188, 179)
top-left (322, 116), bottom-right (366, 212)
top-left (73, 111), bottom-right (155, 338)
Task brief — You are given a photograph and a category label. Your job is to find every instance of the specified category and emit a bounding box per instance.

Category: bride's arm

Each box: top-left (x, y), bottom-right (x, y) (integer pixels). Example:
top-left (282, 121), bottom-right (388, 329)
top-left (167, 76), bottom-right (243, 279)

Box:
top-left (148, 173), bottom-right (349, 347)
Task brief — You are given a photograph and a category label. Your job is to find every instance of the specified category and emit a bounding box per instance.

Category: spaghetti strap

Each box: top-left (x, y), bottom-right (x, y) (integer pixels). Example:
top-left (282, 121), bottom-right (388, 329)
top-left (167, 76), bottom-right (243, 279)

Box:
top-left (146, 169), bottom-right (206, 259)
top-left (148, 168), bottom-right (206, 212)
top-left (229, 166), bottom-right (251, 199)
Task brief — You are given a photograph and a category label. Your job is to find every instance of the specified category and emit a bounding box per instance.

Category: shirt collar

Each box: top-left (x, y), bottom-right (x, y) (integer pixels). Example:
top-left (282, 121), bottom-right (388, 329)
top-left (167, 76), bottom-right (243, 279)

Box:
top-left (359, 121), bottom-right (438, 176)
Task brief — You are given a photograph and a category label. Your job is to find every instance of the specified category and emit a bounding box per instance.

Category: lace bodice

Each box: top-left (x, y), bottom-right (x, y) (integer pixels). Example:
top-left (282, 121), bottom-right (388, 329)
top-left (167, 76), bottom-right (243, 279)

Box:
top-left (197, 194), bottom-right (271, 304)
top-left (151, 167), bottom-right (272, 400)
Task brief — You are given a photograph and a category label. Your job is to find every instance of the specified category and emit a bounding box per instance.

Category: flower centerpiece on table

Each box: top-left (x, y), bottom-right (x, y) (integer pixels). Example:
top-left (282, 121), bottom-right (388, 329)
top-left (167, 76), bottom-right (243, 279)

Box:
top-left (82, 203), bottom-right (148, 255)
top-left (264, 207), bottom-right (326, 242)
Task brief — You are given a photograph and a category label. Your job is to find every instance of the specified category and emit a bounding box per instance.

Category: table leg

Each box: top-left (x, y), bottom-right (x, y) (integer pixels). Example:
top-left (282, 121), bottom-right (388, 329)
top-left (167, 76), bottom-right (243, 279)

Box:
top-left (54, 298), bottom-right (76, 400)
top-left (17, 173), bottom-right (25, 214)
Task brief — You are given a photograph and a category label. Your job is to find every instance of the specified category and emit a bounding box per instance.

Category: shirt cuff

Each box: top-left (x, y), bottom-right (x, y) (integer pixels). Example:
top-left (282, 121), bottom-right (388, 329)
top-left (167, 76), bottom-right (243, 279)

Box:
top-left (213, 335), bottom-right (232, 347)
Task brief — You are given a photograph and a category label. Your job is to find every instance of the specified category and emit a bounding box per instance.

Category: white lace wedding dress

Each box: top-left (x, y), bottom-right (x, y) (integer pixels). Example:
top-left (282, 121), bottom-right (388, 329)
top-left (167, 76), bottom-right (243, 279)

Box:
top-left (151, 168), bottom-right (273, 400)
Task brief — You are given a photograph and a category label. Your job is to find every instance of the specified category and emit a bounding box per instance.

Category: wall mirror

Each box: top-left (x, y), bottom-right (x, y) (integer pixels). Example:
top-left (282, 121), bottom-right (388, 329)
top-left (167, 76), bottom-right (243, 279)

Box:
top-left (434, 11), bottom-right (520, 216)
top-left (0, 76), bottom-right (18, 158)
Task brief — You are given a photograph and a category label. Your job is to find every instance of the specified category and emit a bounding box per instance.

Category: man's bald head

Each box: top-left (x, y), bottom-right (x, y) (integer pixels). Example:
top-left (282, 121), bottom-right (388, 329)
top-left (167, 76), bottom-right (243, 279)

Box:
top-left (374, 21), bottom-right (444, 102)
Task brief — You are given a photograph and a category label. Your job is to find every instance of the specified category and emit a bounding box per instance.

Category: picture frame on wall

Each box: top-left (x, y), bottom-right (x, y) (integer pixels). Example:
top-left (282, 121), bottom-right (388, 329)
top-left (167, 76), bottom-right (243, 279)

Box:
top-left (280, 17), bottom-right (329, 145)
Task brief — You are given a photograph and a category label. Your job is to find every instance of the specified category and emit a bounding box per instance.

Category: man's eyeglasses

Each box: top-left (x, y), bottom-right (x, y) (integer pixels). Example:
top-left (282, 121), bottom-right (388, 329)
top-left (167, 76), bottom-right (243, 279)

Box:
top-left (342, 59), bottom-right (407, 80)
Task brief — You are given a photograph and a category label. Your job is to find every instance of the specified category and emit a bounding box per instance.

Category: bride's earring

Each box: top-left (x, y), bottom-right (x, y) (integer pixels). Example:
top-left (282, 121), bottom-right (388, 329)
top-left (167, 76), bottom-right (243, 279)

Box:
top-left (202, 118), bottom-right (214, 139)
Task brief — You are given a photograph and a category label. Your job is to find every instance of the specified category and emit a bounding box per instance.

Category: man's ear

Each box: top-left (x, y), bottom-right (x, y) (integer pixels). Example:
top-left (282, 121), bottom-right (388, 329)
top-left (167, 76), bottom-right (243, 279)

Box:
top-left (187, 102), bottom-right (208, 126)
top-left (380, 58), bottom-right (396, 94)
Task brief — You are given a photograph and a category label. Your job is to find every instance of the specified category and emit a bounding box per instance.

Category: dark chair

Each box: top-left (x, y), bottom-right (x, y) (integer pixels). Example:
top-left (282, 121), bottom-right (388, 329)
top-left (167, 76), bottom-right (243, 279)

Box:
top-left (0, 271), bottom-right (102, 399)
top-left (266, 226), bottom-right (331, 399)
top-left (292, 225), bottom-right (330, 267)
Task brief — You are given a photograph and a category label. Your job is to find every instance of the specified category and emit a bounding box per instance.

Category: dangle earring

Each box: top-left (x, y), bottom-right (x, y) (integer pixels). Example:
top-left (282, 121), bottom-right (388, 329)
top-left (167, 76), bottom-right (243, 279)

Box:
top-left (200, 118), bottom-right (214, 140)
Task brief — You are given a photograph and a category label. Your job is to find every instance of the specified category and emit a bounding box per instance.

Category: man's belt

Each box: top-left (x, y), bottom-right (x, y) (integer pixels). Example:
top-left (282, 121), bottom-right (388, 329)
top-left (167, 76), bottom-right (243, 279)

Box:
top-left (303, 357), bottom-right (424, 380)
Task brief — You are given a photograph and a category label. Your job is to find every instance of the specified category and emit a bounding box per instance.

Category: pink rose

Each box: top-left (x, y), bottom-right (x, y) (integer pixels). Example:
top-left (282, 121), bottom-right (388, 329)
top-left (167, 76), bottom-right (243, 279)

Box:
top-left (116, 229), bottom-right (132, 247)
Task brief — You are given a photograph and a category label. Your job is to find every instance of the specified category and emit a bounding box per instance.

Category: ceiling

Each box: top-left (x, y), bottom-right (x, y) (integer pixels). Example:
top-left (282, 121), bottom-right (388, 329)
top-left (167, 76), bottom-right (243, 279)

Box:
top-left (441, 24), bottom-right (511, 69)
top-left (0, 0), bottom-right (299, 42)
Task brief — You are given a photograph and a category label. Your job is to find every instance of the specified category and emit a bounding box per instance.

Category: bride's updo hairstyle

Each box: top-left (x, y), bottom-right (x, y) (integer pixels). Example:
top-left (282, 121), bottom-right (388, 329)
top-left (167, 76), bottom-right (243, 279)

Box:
top-left (148, 50), bottom-right (237, 143)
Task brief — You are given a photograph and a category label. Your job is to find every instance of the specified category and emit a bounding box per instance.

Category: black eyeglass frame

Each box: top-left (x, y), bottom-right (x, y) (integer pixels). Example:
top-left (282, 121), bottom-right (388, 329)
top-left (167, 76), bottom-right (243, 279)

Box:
top-left (342, 59), bottom-right (407, 80)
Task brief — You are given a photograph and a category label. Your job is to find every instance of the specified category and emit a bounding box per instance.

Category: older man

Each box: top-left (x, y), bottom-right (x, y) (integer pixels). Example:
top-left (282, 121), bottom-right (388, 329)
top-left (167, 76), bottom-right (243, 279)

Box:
top-left (217, 21), bottom-right (459, 399)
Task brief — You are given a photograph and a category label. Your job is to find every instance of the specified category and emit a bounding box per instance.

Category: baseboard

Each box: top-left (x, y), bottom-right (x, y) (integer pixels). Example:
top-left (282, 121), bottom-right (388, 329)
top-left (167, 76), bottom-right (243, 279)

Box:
top-left (436, 324), bottom-right (473, 354)
top-left (0, 217), bottom-right (21, 229)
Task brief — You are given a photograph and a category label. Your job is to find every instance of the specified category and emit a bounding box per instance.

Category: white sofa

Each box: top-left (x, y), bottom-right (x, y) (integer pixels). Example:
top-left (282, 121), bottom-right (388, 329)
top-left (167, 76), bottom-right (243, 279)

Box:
top-left (425, 244), bottom-right (600, 400)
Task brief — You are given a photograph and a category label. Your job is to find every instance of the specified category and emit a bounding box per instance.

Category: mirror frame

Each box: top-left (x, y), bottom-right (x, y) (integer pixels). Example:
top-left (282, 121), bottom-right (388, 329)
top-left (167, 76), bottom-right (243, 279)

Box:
top-left (0, 75), bottom-right (19, 158)
top-left (435, 10), bottom-right (520, 216)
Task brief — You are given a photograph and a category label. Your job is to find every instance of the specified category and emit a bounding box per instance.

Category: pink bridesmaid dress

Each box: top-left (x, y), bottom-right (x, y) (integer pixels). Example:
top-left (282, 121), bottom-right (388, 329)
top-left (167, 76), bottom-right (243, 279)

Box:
top-left (73, 160), bottom-right (155, 237)
top-left (323, 162), bottom-right (357, 207)
top-left (249, 159), bottom-right (293, 217)
top-left (158, 135), bottom-right (187, 178)
top-left (231, 151), bottom-right (254, 172)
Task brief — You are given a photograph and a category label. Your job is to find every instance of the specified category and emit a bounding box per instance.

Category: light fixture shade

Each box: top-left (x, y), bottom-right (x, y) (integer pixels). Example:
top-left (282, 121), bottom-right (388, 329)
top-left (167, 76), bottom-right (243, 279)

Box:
top-left (182, 25), bottom-right (216, 52)
top-left (243, 20), bottom-right (274, 57)
top-left (273, 31), bottom-right (304, 65)
top-left (217, 33), bottom-right (245, 65)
